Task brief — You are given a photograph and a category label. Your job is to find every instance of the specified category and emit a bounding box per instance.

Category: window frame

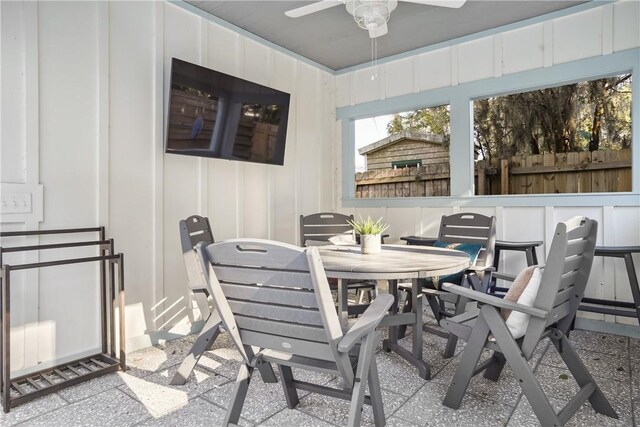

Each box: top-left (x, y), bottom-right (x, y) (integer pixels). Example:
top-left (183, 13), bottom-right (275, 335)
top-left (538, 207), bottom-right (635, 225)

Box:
top-left (337, 49), bottom-right (640, 208)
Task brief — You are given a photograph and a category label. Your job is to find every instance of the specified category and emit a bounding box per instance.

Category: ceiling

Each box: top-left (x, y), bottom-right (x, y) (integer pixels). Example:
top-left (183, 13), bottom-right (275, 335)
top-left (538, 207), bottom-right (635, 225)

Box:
top-left (185, 1), bottom-right (588, 71)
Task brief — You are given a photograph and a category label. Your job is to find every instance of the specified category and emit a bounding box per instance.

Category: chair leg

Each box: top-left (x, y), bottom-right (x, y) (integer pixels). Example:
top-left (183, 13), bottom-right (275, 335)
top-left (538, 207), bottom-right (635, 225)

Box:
top-left (443, 312), bottom-right (490, 409)
top-left (481, 306), bottom-right (560, 426)
top-left (256, 359), bottom-right (277, 383)
top-left (553, 334), bottom-right (618, 419)
top-left (443, 295), bottom-right (468, 358)
top-left (277, 365), bottom-right (300, 409)
top-left (367, 352), bottom-right (386, 427)
top-left (482, 352), bottom-right (506, 381)
top-left (224, 364), bottom-right (254, 426)
top-left (170, 311), bottom-right (222, 385)
top-left (347, 331), bottom-right (379, 427)
top-left (425, 294), bottom-right (442, 322)
top-left (357, 288), bottom-right (367, 304)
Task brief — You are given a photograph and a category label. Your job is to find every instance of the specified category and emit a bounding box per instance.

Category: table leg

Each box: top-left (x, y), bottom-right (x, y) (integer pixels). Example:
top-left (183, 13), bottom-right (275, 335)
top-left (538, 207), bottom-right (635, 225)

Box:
top-left (412, 279), bottom-right (423, 363)
top-left (623, 253), bottom-right (640, 323)
top-left (382, 279), bottom-right (431, 380)
top-left (388, 279), bottom-right (399, 343)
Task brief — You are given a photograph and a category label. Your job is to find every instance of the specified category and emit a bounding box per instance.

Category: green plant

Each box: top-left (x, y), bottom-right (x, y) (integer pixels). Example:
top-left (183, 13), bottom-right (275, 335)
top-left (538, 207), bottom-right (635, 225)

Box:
top-left (347, 216), bottom-right (389, 235)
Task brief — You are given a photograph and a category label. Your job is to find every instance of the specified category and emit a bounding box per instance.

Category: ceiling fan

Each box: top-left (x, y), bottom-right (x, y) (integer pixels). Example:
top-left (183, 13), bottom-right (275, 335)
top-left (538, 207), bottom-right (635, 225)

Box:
top-left (285, 0), bottom-right (467, 39)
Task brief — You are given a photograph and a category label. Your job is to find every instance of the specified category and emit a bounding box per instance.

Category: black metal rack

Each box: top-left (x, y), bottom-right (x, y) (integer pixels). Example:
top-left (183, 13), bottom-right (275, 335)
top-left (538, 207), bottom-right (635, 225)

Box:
top-left (0, 227), bottom-right (125, 412)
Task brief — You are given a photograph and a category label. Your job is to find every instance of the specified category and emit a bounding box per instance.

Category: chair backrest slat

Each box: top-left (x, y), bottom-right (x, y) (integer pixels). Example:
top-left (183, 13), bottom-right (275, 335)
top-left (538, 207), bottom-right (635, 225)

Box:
top-left (213, 266), bottom-right (315, 290)
top-left (545, 301), bottom-right (573, 327)
top-left (235, 316), bottom-right (328, 343)
top-left (239, 330), bottom-right (336, 361)
top-left (207, 241), bottom-right (311, 270)
top-left (300, 212), bottom-right (355, 247)
top-left (554, 286), bottom-right (575, 306)
top-left (220, 282), bottom-right (318, 307)
top-left (521, 217), bottom-right (597, 356)
top-left (558, 270), bottom-right (580, 290)
top-left (204, 239), bottom-right (355, 385)
top-left (440, 225), bottom-right (493, 240)
top-left (566, 239), bottom-right (588, 258)
top-left (227, 300), bottom-right (323, 326)
top-left (562, 256), bottom-right (583, 274)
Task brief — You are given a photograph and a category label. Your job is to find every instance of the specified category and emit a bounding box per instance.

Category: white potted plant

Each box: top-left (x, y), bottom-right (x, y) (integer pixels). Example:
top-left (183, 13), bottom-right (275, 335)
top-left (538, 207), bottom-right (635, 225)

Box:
top-left (348, 216), bottom-right (389, 254)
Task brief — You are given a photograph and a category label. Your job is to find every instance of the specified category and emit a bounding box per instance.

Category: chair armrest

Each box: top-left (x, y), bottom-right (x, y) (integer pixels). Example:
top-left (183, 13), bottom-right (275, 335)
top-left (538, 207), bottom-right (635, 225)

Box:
top-left (338, 294), bottom-right (394, 353)
top-left (466, 265), bottom-right (495, 273)
top-left (493, 265), bottom-right (545, 283)
top-left (400, 236), bottom-right (437, 246)
top-left (492, 271), bottom-right (516, 282)
top-left (441, 283), bottom-right (548, 318)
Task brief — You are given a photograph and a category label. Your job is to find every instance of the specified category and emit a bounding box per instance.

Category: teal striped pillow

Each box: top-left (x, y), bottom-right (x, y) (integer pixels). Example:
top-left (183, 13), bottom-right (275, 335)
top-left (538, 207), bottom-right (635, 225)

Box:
top-left (431, 241), bottom-right (483, 288)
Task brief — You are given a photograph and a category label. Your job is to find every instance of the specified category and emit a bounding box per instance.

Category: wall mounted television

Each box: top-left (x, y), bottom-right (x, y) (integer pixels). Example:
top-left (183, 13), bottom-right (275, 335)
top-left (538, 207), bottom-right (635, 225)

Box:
top-left (165, 58), bottom-right (290, 166)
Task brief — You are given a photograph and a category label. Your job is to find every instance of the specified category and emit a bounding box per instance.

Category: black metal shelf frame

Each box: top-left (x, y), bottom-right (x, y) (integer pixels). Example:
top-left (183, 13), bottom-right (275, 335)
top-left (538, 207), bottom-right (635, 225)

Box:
top-left (0, 227), bottom-right (125, 412)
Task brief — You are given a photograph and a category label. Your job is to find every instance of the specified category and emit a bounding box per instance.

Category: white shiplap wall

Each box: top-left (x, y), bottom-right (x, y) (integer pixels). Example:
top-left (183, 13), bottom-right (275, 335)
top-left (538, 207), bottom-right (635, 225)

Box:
top-left (335, 2), bottom-right (640, 332)
top-left (336, 3), bottom-right (640, 106)
top-left (0, 1), bottom-right (335, 373)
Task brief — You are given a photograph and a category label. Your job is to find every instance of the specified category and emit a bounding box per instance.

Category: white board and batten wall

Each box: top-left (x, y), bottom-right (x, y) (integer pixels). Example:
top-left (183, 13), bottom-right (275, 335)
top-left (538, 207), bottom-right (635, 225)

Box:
top-left (335, 2), bottom-right (640, 334)
top-left (0, 1), bottom-right (335, 374)
top-left (0, 0), bottom-right (639, 376)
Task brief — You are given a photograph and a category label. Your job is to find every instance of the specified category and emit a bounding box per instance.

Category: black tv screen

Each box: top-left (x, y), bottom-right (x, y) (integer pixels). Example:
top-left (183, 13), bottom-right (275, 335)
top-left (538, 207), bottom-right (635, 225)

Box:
top-left (165, 58), bottom-right (290, 166)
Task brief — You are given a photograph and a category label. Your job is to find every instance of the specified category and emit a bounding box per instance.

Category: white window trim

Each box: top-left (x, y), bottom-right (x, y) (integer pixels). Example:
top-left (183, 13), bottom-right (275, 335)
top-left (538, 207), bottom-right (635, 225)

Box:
top-left (337, 48), bottom-right (640, 207)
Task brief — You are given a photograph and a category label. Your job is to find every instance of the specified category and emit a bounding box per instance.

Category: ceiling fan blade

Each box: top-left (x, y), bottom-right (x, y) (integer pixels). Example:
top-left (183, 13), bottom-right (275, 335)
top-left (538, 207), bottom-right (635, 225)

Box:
top-left (285, 0), bottom-right (344, 18)
top-left (368, 22), bottom-right (388, 38)
top-left (401, 0), bottom-right (466, 8)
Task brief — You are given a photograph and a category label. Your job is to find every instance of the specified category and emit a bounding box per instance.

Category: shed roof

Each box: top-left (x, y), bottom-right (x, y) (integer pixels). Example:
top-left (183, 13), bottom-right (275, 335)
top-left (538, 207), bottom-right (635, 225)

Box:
top-left (358, 131), bottom-right (445, 155)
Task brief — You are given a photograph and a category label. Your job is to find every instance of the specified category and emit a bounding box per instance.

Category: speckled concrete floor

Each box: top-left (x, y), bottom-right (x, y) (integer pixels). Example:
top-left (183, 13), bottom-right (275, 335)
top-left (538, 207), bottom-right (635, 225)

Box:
top-left (2, 318), bottom-right (638, 427)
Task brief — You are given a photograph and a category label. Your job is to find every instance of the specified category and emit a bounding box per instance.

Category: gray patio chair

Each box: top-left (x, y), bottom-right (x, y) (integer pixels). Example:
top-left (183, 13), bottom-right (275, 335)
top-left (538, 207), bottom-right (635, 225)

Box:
top-left (200, 238), bottom-right (394, 427)
top-left (300, 212), bottom-right (377, 311)
top-left (300, 212), bottom-right (357, 247)
top-left (440, 216), bottom-right (618, 426)
top-left (171, 215), bottom-right (277, 385)
top-left (179, 215), bottom-right (215, 319)
top-left (398, 212), bottom-right (496, 357)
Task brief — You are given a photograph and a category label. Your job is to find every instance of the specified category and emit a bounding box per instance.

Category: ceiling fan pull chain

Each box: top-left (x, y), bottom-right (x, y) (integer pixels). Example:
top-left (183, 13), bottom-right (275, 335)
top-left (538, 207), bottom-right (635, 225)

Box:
top-left (371, 38), bottom-right (377, 80)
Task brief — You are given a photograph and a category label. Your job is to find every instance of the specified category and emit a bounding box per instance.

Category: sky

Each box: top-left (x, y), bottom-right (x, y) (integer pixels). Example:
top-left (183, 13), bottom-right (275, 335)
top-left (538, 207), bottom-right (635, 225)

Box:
top-left (354, 114), bottom-right (392, 172)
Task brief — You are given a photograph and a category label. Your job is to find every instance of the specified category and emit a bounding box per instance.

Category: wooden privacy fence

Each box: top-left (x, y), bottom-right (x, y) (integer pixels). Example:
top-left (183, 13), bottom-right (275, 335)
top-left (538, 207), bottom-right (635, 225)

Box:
top-left (355, 163), bottom-right (450, 198)
top-left (478, 149), bottom-right (632, 195)
top-left (354, 149), bottom-right (631, 197)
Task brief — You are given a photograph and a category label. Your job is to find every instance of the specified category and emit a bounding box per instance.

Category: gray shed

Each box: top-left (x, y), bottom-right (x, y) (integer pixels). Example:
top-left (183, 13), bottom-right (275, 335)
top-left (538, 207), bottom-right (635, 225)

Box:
top-left (358, 131), bottom-right (447, 171)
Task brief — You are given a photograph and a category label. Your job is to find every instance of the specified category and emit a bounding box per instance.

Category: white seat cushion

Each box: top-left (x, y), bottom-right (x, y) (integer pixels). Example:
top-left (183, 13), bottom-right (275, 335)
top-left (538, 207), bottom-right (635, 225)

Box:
top-left (504, 266), bottom-right (542, 339)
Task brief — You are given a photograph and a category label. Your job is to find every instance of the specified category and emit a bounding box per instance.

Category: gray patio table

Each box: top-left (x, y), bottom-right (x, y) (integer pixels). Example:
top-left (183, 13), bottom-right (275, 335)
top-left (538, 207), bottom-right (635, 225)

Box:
top-left (318, 244), bottom-right (470, 380)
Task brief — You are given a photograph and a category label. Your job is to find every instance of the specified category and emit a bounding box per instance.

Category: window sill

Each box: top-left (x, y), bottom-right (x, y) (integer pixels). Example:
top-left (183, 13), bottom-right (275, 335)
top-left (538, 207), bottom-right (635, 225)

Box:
top-left (341, 192), bottom-right (640, 208)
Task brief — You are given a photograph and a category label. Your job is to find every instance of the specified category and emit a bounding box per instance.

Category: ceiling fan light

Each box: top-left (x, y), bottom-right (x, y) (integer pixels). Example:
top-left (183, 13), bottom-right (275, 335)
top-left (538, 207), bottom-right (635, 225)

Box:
top-left (347, 0), bottom-right (397, 31)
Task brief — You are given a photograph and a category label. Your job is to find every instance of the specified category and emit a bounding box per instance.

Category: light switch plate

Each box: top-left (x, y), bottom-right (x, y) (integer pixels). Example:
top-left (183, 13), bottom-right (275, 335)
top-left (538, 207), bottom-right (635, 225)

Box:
top-left (1, 192), bottom-right (32, 214)
top-left (0, 183), bottom-right (43, 223)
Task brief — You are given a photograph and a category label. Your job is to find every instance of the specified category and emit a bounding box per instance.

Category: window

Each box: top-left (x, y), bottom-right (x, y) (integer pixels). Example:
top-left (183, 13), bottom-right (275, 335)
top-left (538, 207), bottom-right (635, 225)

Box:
top-left (473, 74), bottom-right (632, 195)
top-left (392, 160), bottom-right (422, 168)
top-left (338, 51), bottom-right (637, 206)
top-left (354, 105), bottom-right (451, 198)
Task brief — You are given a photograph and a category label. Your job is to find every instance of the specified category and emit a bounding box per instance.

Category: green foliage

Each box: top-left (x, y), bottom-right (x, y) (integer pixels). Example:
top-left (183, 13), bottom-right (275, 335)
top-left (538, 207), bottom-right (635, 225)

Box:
top-left (386, 105), bottom-right (451, 141)
top-left (384, 74), bottom-right (632, 161)
top-left (347, 216), bottom-right (389, 235)
top-left (471, 74), bottom-right (632, 161)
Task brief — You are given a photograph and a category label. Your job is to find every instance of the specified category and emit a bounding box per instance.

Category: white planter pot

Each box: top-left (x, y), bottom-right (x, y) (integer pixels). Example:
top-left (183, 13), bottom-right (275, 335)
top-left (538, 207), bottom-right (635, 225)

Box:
top-left (360, 234), bottom-right (382, 254)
